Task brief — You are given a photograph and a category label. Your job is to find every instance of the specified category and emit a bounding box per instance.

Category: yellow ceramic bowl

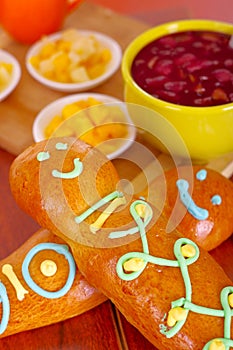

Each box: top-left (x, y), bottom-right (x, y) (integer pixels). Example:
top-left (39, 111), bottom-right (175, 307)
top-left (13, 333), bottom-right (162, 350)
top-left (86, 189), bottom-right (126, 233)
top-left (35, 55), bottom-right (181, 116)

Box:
top-left (122, 19), bottom-right (233, 162)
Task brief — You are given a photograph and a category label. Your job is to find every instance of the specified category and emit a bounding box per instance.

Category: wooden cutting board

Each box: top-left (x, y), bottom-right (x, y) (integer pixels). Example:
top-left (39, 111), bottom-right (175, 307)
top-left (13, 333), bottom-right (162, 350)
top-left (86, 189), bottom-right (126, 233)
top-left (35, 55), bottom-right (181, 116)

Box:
top-left (0, 1), bottom-right (149, 156)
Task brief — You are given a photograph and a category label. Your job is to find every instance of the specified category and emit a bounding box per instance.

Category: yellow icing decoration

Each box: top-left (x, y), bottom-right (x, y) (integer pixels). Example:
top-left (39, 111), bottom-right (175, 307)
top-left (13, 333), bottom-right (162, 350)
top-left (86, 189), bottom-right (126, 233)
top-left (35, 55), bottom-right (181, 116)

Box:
top-left (209, 339), bottom-right (226, 350)
top-left (167, 307), bottom-right (187, 327)
top-left (40, 259), bottom-right (57, 277)
top-left (228, 293), bottom-right (233, 308)
top-left (90, 196), bottom-right (126, 233)
top-left (2, 264), bottom-right (29, 301)
top-left (123, 258), bottom-right (145, 272)
top-left (135, 203), bottom-right (149, 220)
top-left (181, 244), bottom-right (196, 258)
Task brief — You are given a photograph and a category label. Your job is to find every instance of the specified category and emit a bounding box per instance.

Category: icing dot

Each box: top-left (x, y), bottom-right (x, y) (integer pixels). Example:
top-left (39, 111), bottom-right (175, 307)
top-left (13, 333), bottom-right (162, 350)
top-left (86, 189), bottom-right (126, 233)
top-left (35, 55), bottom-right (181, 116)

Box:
top-left (211, 195), bottom-right (222, 205)
top-left (209, 339), bottom-right (225, 350)
top-left (37, 151), bottom-right (50, 162)
top-left (196, 169), bottom-right (207, 181)
top-left (40, 259), bottom-right (57, 277)
top-left (167, 307), bottom-right (187, 327)
top-left (22, 243), bottom-right (76, 299)
top-left (55, 142), bottom-right (68, 150)
top-left (228, 293), bottom-right (233, 307)
top-left (181, 244), bottom-right (196, 258)
top-left (123, 258), bottom-right (145, 272)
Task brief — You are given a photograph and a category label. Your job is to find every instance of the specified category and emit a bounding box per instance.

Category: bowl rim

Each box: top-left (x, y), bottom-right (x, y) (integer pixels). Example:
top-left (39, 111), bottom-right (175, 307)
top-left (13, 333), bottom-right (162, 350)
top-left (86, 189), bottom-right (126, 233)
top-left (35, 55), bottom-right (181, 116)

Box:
top-left (122, 19), bottom-right (233, 111)
top-left (32, 92), bottom-right (136, 160)
top-left (0, 49), bottom-right (21, 101)
top-left (26, 29), bottom-right (122, 92)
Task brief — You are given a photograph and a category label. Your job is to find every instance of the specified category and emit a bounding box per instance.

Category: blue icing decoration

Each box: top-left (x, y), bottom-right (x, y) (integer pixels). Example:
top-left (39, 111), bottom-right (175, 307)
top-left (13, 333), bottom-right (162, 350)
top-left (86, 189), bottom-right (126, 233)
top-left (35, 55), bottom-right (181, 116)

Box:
top-left (55, 142), bottom-right (68, 150)
top-left (176, 179), bottom-right (209, 220)
top-left (0, 282), bottom-right (10, 335)
top-left (211, 194), bottom-right (222, 205)
top-left (196, 169), bottom-right (207, 181)
top-left (52, 157), bottom-right (83, 179)
top-left (22, 243), bottom-right (76, 299)
top-left (37, 151), bottom-right (50, 162)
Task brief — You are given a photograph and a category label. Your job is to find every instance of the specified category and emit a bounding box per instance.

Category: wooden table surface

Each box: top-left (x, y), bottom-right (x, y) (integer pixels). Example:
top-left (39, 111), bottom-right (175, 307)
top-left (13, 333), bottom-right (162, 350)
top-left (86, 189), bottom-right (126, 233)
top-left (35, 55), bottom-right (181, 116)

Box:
top-left (0, 2), bottom-right (233, 349)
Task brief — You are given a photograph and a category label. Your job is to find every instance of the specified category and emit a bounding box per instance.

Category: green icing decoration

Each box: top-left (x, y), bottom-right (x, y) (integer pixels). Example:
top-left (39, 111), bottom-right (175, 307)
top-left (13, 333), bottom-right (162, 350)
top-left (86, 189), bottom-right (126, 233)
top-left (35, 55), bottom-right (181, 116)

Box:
top-left (55, 142), bottom-right (68, 150)
top-left (109, 199), bottom-right (153, 239)
top-left (115, 200), bottom-right (233, 349)
top-left (75, 191), bottom-right (123, 224)
top-left (52, 157), bottom-right (83, 179)
top-left (37, 151), bottom-right (50, 162)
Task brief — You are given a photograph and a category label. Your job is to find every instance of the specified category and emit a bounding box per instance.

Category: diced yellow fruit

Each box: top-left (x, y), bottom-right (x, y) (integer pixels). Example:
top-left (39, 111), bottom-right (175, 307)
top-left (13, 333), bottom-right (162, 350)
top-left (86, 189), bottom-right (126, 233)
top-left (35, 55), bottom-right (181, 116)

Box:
top-left (86, 97), bottom-right (102, 106)
top-left (89, 105), bottom-right (109, 124)
top-left (75, 100), bottom-right (89, 109)
top-left (0, 66), bottom-right (11, 91)
top-left (85, 51), bottom-right (102, 67)
top-left (43, 98), bottom-right (128, 146)
top-left (29, 55), bottom-right (40, 69)
top-left (39, 42), bottom-right (56, 59)
top-left (53, 124), bottom-right (74, 137)
top-left (32, 31), bottom-right (111, 84)
top-left (95, 124), bottom-right (113, 142)
top-left (43, 70), bottom-right (56, 81)
top-left (54, 70), bottom-right (70, 83)
top-left (61, 103), bottom-right (82, 119)
top-left (39, 58), bottom-right (54, 74)
top-left (95, 123), bottom-right (127, 143)
top-left (66, 113), bottom-right (93, 136)
top-left (70, 66), bottom-right (90, 82)
top-left (87, 63), bottom-right (105, 79)
top-left (101, 48), bottom-right (112, 63)
top-left (72, 36), bottom-right (96, 59)
top-left (69, 51), bottom-right (81, 66)
top-left (61, 29), bottom-right (81, 43)
top-left (56, 39), bottom-right (71, 53)
top-left (97, 142), bottom-right (117, 154)
top-left (111, 124), bottom-right (128, 138)
top-left (53, 52), bottom-right (70, 72)
top-left (44, 115), bottom-right (62, 138)
top-left (0, 62), bottom-right (13, 74)
top-left (80, 130), bottom-right (97, 146)
top-left (108, 107), bottom-right (126, 122)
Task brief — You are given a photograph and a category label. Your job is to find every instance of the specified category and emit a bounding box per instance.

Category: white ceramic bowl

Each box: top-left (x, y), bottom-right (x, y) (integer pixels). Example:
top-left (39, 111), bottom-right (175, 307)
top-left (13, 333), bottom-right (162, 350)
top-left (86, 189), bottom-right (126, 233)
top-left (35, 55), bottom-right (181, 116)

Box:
top-left (32, 93), bottom-right (136, 159)
top-left (0, 49), bottom-right (21, 101)
top-left (26, 30), bottom-right (122, 92)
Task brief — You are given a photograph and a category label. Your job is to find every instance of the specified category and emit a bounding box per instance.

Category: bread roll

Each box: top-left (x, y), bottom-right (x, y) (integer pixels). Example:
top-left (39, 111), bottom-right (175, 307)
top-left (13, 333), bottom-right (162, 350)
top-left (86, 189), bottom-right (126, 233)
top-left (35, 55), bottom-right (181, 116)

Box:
top-left (9, 137), bottom-right (233, 349)
top-left (0, 228), bottom-right (106, 338)
top-left (142, 165), bottom-right (233, 251)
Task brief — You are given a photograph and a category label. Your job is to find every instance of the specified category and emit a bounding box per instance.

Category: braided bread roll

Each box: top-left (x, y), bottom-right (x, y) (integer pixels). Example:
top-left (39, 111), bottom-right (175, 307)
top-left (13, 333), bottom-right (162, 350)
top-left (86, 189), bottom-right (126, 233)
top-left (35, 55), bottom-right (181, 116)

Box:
top-left (9, 137), bottom-right (233, 349)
